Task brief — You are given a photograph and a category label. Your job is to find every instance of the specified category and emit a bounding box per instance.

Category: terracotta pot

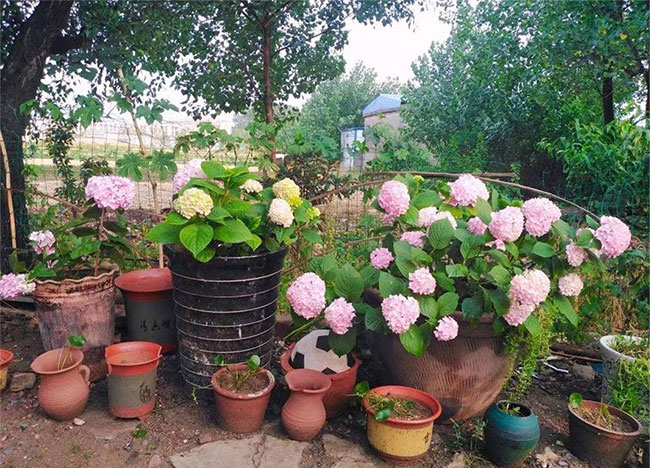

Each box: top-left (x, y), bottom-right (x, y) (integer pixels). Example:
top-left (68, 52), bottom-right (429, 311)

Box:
top-left (211, 364), bottom-right (275, 433)
top-left (568, 400), bottom-right (642, 468)
top-left (366, 290), bottom-right (508, 422)
top-left (363, 385), bottom-right (442, 465)
top-left (115, 268), bottom-right (176, 353)
top-left (0, 349), bottom-right (14, 391)
top-left (280, 344), bottom-right (361, 418)
top-left (281, 369), bottom-right (331, 441)
top-left (31, 348), bottom-right (90, 421)
top-left (105, 341), bottom-right (162, 419)
top-left (33, 269), bottom-right (117, 381)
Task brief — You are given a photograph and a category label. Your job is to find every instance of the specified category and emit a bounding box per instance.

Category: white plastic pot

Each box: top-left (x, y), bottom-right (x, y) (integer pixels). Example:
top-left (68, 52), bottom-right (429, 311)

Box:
top-left (599, 335), bottom-right (640, 401)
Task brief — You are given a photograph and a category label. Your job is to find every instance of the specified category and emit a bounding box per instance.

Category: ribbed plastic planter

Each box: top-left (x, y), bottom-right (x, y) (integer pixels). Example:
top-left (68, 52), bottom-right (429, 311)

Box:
top-left (166, 245), bottom-right (288, 399)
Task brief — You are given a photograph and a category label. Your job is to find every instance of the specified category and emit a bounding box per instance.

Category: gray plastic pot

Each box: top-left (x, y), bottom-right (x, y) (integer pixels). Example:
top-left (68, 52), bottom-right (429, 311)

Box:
top-left (598, 335), bottom-right (640, 402)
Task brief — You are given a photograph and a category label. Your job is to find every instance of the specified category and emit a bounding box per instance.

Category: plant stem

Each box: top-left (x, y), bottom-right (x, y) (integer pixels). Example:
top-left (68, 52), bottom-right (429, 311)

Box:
top-left (283, 313), bottom-right (323, 341)
top-left (93, 208), bottom-right (105, 276)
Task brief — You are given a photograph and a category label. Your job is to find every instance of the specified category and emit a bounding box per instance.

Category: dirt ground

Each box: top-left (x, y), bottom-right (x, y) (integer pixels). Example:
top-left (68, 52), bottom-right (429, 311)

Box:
top-left (0, 305), bottom-right (645, 468)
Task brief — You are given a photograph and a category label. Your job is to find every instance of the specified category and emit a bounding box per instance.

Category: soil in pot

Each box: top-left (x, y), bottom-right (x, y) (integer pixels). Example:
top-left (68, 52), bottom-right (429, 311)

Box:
top-left (216, 371), bottom-right (270, 394)
top-left (573, 403), bottom-right (634, 433)
top-left (365, 391), bottom-right (433, 420)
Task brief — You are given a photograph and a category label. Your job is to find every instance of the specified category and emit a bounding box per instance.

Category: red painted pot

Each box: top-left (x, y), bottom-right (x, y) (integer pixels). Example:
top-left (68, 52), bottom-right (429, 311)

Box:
top-left (280, 344), bottom-right (361, 418)
top-left (114, 268), bottom-right (176, 353)
top-left (282, 369), bottom-right (331, 441)
top-left (211, 364), bottom-right (275, 433)
top-left (0, 349), bottom-right (14, 390)
top-left (105, 342), bottom-right (162, 419)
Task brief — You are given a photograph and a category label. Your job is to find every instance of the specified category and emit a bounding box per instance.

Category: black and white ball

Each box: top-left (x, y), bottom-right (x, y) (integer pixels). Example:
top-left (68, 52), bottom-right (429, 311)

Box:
top-left (290, 329), bottom-right (354, 375)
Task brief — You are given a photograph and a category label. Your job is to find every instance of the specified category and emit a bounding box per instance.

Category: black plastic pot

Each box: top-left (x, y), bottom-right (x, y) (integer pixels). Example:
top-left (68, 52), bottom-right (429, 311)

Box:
top-left (166, 245), bottom-right (287, 399)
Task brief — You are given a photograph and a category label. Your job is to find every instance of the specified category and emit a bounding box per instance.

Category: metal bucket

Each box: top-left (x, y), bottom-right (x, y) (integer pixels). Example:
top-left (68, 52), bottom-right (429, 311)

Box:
top-left (166, 245), bottom-right (288, 399)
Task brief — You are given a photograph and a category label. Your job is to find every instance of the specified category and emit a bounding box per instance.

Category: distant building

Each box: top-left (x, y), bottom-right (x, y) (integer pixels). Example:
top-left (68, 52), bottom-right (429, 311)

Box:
top-left (362, 94), bottom-right (403, 130)
top-left (339, 126), bottom-right (364, 169)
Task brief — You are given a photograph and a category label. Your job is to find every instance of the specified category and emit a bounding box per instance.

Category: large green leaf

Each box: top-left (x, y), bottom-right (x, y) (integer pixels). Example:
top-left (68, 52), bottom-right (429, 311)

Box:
top-left (365, 307), bottom-right (389, 333)
top-left (437, 292), bottom-right (459, 316)
top-left (378, 272), bottom-right (405, 297)
top-left (488, 265), bottom-right (511, 286)
top-left (411, 190), bottom-right (441, 209)
top-left (418, 296), bottom-right (438, 319)
top-left (213, 218), bottom-right (253, 244)
top-left (360, 265), bottom-right (380, 287)
top-left (399, 325), bottom-right (425, 357)
top-left (428, 218), bottom-right (455, 250)
top-left (554, 295), bottom-right (578, 327)
top-left (116, 152), bottom-right (146, 181)
top-left (461, 295), bottom-right (483, 319)
top-left (146, 223), bottom-right (182, 244)
top-left (310, 255), bottom-right (338, 281)
top-left (532, 242), bottom-right (555, 258)
top-left (524, 315), bottom-right (541, 336)
top-left (445, 264), bottom-right (468, 278)
top-left (328, 328), bottom-right (357, 356)
top-left (334, 264), bottom-right (364, 301)
top-left (201, 161), bottom-right (227, 178)
top-left (180, 223), bottom-right (213, 257)
top-left (475, 197), bottom-right (492, 224)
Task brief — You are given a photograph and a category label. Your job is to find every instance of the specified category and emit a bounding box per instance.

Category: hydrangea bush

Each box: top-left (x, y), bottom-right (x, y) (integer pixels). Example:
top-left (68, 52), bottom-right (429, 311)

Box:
top-left (285, 173), bottom-right (631, 359)
top-left (146, 162), bottom-right (321, 261)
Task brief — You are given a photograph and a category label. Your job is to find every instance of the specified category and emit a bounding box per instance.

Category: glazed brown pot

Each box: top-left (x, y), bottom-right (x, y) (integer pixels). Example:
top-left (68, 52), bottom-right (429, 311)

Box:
top-left (280, 344), bottom-right (361, 418)
top-left (366, 290), bottom-right (508, 422)
top-left (33, 269), bottom-right (117, 381)
top-left (31, 348), bottom-right (90, 421)
top-left (211, 364), bottom-right (275, 433)
top-left (568, 400), bottom-right (642, 468)
top-left (281, 369), bottom-right (331, 441)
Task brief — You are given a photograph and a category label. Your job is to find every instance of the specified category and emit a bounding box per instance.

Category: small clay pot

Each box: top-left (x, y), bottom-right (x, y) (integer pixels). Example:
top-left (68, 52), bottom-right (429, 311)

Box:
top-left (0, 349), bottom-right (14, 391)
top-left (31, 348), bottom-right (90, 421)
top-left (281, 369), bottom-right (331, 441)
top-left (211, 364), bottom-right (275, 433)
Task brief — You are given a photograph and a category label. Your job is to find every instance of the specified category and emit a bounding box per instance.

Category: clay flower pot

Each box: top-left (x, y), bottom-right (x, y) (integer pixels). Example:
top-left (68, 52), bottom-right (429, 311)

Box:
top-left (211, 364), bottom-right (275, 433)
top-left (114, 268), bottom-right (177, 353)
top-left (0, 349), bottom-right (14, 391)
top-left (484, 401), bottom-right (540, 467)
top-left (568, 400), bottom-right (642, 468)
top-left (363, 385), bottom-right (442, 465)
top-left (280, 344), bottom-right (361, 418)
top-left (31, 348), bottom-right (90, 421)
top-left (105, 341), bottom-right (162, 419)
top-left (281, 369), bottom-right (331, 441)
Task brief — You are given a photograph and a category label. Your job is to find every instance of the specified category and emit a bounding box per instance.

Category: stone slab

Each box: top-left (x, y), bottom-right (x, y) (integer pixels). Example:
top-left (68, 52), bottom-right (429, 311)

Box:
top-left (322, 434), bottom-right (390, 467)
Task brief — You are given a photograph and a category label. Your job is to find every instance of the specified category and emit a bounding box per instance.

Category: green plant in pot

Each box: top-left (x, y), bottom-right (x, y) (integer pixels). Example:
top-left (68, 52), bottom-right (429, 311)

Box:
top-left (284, 173), bottom-right (633, 422)
top-left (145, 160), bottom-right (321, 399)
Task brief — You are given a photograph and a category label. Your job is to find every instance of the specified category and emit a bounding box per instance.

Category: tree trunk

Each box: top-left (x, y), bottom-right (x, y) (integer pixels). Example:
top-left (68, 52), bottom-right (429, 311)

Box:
top-left (0, 0), bottom-right (75, 272)
top-left (262, 14), bottom-right (277, 162)
top-left (602, 74), bottom-right (615, 126)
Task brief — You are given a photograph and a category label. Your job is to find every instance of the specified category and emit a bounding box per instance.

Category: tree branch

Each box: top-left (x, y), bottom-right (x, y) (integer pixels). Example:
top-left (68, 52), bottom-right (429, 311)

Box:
top-left (49, 33), bottom-right (86, 55)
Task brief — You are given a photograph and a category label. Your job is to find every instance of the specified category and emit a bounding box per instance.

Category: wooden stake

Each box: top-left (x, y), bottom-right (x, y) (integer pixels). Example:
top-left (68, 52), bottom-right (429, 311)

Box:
top-left (0, 130), bottom-right (17, 250)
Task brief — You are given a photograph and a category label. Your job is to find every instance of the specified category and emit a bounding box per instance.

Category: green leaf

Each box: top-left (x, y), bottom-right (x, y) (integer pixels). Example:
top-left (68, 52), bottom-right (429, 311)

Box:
top-left (375, 408), bottom-right (393, 422)
top-left (432, 272), bottom-right (455, 292)
top-left (28, 264), bottom-right (56, 280)
top-left (246, 355), bottom-right (261, 371)
top-left (489, 289), bottom-right (510, 316)
top-left (328, 328), bottom-right (357, 356)
top-left (67, 334), bottom-right (86, 347)
top-left (437, 292), bottom-right (459, 316)
top-left (207, 206), bottom-right (231, 223)
top-left (334, 264), bottom-right (364, 301)
top-left (302, 229), bottom-right (323, 243)
top-left (487, 249), bottom-right (512, 268)
top-left (378, 272), bottom-right (405, 297)
top-left (445, 264), bottom-right (468, 278)
top-left (586, 215), bottom-right (600, 229)
top-left (360, 265), bottom-right (380, 287)
top-left (488, 265), bottom-right (511, 286)
top-left (569, 393), bottom-right (583, 409)
top-left (412, 190), bottom-right (441, 209)
top-left (418, 296), bottom-right (438, 319)
top-left (401, 206), bottom-right (419, 225)
top-left (245, 234), bottom-right (262, 251)
top-left (524, 315), bottom-right (541, 336)
top-left (393, 240), bottom-right (412, 260)
top-left (428, 218), bottom-right (455, 250)
top-left (195, 246), bottom-right (216, 263)
top-left (395, 257), bottom-right (417, 277)
top-left (213, 218), bottom-right (253, 244)
top-left (531, 242), bottom-right (555, 258)
top-left (461, 295), bottom-right (483, 319)
top-left (224, 198), bottom-right (251, 217)
top-left (552, 219), bottom-right (573, 239)
top-left (180, 223), bottom-right (213, 258)
top-left (365, 307), bottom-right (389, 333)
top-left (104, 221), bottom-right (128, 236)
top-left (165, 212), bottom-right (189, 226)
top-left (72, 226), bottom-right (96, 237)
top-left (399, 325), bottom-right (425, 357)
top-left (555, 295), bottom-right (578, 327)
top-left (146, 223), bottom-right (182, 244)
top-left (310, 255), bottom-right (338, 281)
top-left (576, 228), bottom-right (594, 247)
top-left (70, 239), bottom-right (100, 259)
top-left (476, 197), bottom-right (492, 224)
top-left (201, 161), bottom-right (227, 178)
top-left (148, 151), bottom-right (177, 180)
top-left (116, 152), bottom-right (146, 181)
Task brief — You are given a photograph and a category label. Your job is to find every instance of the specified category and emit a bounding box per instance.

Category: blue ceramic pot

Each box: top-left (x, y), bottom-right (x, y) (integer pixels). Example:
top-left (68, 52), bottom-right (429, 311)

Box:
top-left (484, 401), bottom-right (540, 467)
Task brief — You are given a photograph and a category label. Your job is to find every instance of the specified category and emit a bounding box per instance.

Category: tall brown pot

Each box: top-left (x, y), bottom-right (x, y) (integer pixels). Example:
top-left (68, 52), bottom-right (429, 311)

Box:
top-left (32, 269), bottom-right (117, 381)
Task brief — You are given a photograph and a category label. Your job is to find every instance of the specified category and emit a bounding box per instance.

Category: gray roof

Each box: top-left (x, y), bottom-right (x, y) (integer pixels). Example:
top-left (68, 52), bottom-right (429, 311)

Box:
top-left (362, 94), bottom-right (403, 117)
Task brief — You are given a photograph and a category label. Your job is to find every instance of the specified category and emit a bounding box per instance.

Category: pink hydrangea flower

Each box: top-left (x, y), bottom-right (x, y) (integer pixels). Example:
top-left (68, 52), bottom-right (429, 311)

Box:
top-left (381, 294), bottom-right (420, 334)
top-left (382, 213), bottom-right (398, 225)
top-left (0, 273), bottom-right (34, 299)
top-left (504, 302), bottom-right (535, 326)
top-left (428, 210), bottom-right (458, 230)
top-left (324, 298), bottom-right (356, 335)
top-left (434, 316), bottom-right (459, 341)
top-left (558, 273), bottom-right (584, 297)
top-left (565, 243), bottom-right (587, 267)
top-left (467, 217), bottom-right (487, 235)
top-left (448, 174), bottom-right (489, 206)
top-left (378, 181), bottom-right (410, 216)
top-left (595, 216), bottom-right (631, 258)
top-left (509, 269), bottom-right (551, 306)
top-left (408, 268), bottom-right (436, 295)
top-left (486, 239), bottom-right (506, 251)
top-left (488, 206), bottom-right (524, 242)
top-left (370, 247), bottom-right (394, 270)
top-left (417, 207), bottom-right (438, 228)
top-left (400, 231), bottom-right (426, 248)
top-left (29, 230), bottom-right (55, 256)
top-left (522, 197), bottom-right (561, 237)
top-left (172, 159), bottom-right (206, 193)
top-left (287, 273), bottom-right (326, 319)
top-left (85, 176), bottom-right (135, 210)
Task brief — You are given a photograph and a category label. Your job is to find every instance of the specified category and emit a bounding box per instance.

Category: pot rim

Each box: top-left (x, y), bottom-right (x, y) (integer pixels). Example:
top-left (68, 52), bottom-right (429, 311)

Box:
top-left (34, 268), bottom-right (118, 286)
top-left (363, 385), bottom-right (442, 425)
top-left (31, 348), bottom-right (83, 375)
top-left (280, 343), bottom-right (361, 382)
top-left (493, 400), bottom-right (536, 419)
top-left (167, 244), bottom-right (288, 261)
top-left (0, 349), bottom-right (14, 367)
top-left (568, 400), bottom-right (643, 438)
top-left (211, 365), bottom-right (275, 400)
top-left (115, 267), bottom-right (172, 293)
top-left (105, 342), bottom-right (163, 368)
top-left (285, 368), bottom-right (332, 394)
top-left (599, 334), bottom-right (641, 361)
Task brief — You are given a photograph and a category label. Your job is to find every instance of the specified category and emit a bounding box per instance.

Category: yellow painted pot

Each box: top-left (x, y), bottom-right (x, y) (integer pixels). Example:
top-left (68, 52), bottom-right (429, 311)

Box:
top-left (0, 349), bottom-right (15, 391)
top-left (363, 385), bottom-right (442, 465)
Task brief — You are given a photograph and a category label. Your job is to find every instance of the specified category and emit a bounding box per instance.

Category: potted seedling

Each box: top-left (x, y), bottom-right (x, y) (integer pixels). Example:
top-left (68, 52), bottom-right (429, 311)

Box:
top-left (356, 381), bottom-right (442, 464)
top-left (568, 393), bottom-right (642, 468)
top-left (31, 335), bottom-right (91, 421)
top-left (599, 334), bottom-right (648, 400)
top-left (484, 400), bottom-right (540, 467)
top-left (211, 355), bottom-right (275, 433)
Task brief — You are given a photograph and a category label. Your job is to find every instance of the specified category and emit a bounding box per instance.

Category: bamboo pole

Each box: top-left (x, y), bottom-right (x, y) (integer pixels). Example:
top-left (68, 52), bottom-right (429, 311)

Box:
top-left (0, 130), bottom-right (17, 250)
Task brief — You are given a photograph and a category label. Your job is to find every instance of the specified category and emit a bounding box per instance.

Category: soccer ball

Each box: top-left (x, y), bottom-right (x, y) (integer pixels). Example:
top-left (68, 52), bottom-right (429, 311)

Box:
top-left (290, 329), bottom-right (354, 374)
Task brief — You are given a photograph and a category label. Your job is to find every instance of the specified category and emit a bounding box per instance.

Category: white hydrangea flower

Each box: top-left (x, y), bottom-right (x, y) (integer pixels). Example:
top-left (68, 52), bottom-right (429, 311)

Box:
top-left (174, 188), bottom-right (213, 219)
top-left (272, 178), bottom-right (302, 208)
top-left (241, 179), bottom-right (263, 193)
top-left (268, 198), bottom-right (294, 227)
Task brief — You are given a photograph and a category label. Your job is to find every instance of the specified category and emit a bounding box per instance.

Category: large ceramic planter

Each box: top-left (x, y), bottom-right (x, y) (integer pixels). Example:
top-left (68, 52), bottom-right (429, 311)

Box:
top-left (280, 344), bottom-right (361, 418)
top-left (211, 364), bottom-right (275, 433)
top-left (484, 401), bottom-right (540, 467)
top-left (282, 369), bottom-right (331, 441)
top-left (599, 335), bottom-right (640, 402)
top-left (0, 349), bottom-right (14, 390)
top-left (32, 269), bottom-right (117, 381)
top-left (115, 268), bottom-right (177, 353)
top-left (31, 348), bottom-right (90, 421)
top-left (167, 245), bottom-right (287, 399)
top-left (568, 400), bottom-right (642, 468)
top-left (363, 385), bottom-right (442, 465)
top-left (105, 341), bottom-right (162, 419)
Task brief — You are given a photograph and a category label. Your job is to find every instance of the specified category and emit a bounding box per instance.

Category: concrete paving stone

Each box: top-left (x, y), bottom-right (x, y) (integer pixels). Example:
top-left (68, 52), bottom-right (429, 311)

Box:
top-left (322, 434), bottom-right (390, 467)
top-left (81, 406), bottom-right (140, 441)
